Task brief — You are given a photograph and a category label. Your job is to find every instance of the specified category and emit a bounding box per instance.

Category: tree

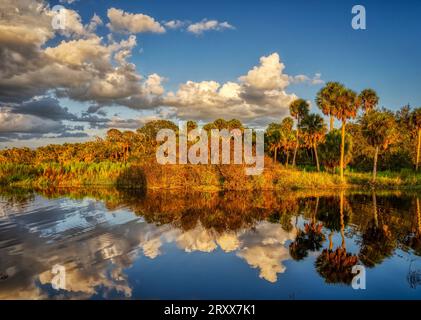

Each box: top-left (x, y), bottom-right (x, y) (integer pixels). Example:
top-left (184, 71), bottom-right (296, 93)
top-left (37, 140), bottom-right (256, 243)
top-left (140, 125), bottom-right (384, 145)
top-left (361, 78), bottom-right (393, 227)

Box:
top-left (409, 108), bottom-right (421, 171)
top-left (335, 86), bottom-right (359, 182)
top-left (318, 129), bottom-right (352, 172)
top-left (359, 88), bottom-right (379, 114)
top-left (136, 120), bottom-right (178, 155)
top-left (265, 123), bottom-right (282, 163)
top-left (300, 114), bottom-right (327, 171)
top-left (279, 117), bottom-right (296, 166)
top-left (361, 110), bottom-right (398, 182)
top-left (289, 99), bottom-right (310, 166)
top-left (315, 82), bottom-right (343, 131)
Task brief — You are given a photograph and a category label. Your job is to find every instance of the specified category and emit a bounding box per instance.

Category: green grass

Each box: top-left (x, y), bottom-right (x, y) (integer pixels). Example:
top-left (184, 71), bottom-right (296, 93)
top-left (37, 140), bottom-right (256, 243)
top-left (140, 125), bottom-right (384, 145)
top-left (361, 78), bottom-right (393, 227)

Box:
top-left (346, 170), bottom-right (421, 189)
top-left (0, 162), bottom-right (131, 188)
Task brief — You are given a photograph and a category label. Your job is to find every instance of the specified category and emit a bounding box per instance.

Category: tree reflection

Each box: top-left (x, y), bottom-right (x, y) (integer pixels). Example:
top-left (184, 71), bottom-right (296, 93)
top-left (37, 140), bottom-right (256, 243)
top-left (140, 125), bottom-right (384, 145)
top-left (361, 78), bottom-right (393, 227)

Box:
top-left (405, 197), bottom-right (421, 256)
top-left (1, 187), bottom-right (420, 297)
top-left (315, 191), bottom-right (359, 284)
top-left (289, 197), bottom-right (325, 260)
top-left (358, 192), bottom-right (396, 267)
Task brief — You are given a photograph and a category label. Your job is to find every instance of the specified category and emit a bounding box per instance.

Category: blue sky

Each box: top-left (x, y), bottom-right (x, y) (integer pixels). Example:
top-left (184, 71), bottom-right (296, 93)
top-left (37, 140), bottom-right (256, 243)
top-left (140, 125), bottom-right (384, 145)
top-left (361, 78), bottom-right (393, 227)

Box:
top-left (1, 0), bottom-right (420, 147)
top-left (58, 0), bottom-right (421, 108)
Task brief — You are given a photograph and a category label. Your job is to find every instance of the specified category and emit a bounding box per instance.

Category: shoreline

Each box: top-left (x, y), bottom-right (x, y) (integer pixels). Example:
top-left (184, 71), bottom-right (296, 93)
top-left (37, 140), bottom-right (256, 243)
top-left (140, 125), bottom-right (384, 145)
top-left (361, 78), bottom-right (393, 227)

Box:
top-left (1, 160), bottom-right (421, 192)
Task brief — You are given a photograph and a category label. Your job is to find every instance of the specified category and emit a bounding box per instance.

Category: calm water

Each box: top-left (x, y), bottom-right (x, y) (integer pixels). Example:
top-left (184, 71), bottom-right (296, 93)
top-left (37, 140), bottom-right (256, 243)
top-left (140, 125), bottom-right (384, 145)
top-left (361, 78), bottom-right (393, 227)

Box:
top-left (0, 187), bottom-right (421, 300)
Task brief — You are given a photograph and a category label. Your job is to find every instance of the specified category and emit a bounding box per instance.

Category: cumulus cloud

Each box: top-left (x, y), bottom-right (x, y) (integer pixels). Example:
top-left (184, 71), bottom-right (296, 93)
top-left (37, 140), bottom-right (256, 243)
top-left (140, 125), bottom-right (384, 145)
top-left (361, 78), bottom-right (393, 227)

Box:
top-left (0, 1), bottom-right (164, 111)
top-left (187, 19), bottom-right (235, 35)
top-left (164, 53), bottom-right (298, 125)
top-left (107, 8), bottom-right (165, 34)
top-left (0, 1), bottom-right (313, 144)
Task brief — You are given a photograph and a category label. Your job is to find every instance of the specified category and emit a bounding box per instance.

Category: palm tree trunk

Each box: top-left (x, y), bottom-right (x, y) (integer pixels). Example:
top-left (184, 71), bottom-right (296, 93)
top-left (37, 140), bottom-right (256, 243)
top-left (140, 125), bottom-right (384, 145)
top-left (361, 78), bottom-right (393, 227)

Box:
top-left (328, 231), bottom-right (334, 250)
top-left (373, 192), bottom-right (378, 228)
top-left (313, 143), bottom-right (320, 172)
top-left (416, 128), bottom-right (421, 171)
top-left (340, 122), bottom-right (346, 182)
top-left (274, 147), bottom-right (277, 163)
top-left (373, 146), bottom-right (379, 183)
top-left (313, 197), bottom-right (319, 224)
top-left (286, 151), bottom-right (289, 168)
top-left (292, 129), bottom-right (299, 166)
top-left (340, 191), bottom-right (346, 249)
top-left (330, 115), bottom-right (334, 132)
top-left (417, 197), bottom-right (421, 234)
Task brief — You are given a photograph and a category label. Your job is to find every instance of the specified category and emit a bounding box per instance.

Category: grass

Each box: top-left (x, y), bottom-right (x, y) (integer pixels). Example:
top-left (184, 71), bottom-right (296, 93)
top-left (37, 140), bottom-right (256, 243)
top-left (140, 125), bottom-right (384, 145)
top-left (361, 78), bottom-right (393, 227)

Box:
top-left (346, 170), bottom-right (421, 189)
top-left (275, 169), bottom-right (344, 190)
top-left (1, 161), bottom-right (421, 191)
top-left (1, 162), bottom-right (130, 188)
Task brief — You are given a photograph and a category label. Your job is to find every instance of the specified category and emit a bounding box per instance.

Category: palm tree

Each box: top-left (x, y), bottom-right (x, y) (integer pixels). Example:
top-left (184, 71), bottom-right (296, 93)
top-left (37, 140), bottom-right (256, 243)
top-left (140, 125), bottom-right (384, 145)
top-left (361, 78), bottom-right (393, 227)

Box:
top-left (289, 99), bottom-right (310, 166)
top-left (409, 108), bottom-right (421, 171)
top-left (360, 110), bottom-right (398, 182)
top-left (315, 82), bottom-right (343, 131)
top-left (266, 123), bottom-right (282, 163)
top-left (359, 88), bottom-right (379, 114)
top-left (335, 87), bottom-right (359, 182)
top-left (300, 114), bottom-right (327, 171)
top-left (280, 117), bottom-right (295, 166)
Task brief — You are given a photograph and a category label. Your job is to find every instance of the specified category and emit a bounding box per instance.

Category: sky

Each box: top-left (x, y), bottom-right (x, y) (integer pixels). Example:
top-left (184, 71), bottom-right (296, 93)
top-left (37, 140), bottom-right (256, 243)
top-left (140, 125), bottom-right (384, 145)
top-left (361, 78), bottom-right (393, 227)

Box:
top-left (0, 0), bottom-right (420, 148)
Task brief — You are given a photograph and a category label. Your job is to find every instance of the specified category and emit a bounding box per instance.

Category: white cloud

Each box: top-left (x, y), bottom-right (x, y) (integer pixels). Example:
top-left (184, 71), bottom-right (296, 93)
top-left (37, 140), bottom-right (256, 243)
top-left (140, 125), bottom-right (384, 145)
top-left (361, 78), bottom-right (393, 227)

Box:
top-left (163, 53), bottom-right (298, 125)
top-left (240, 53), bottom-right (289, 90)
top-left (164, 20), bottom-right (186, 30)
top-left (86, 13), bottom-right (103, 33)
top-left (0, 2), bottom-right (164, 109)
top-left (107, 8), bottom-right (165, 34)
top-left (187, 19), bottom-right (235, 35)
top-left (289, 73), bottom-right (324, 85)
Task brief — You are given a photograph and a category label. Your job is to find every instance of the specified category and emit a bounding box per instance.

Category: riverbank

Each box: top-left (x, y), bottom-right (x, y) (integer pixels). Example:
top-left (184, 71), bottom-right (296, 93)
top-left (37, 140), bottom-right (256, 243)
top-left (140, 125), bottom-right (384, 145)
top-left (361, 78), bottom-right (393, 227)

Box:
top-left (1, 161), bottom-right (421, 191)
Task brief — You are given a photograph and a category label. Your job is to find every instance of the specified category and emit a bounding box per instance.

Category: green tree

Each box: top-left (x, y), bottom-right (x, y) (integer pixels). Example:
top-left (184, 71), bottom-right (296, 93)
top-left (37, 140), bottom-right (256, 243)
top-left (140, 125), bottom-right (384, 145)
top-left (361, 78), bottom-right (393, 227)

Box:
top-left (300, 114), bottom-right (327, 171)
top-left (318, 129), bottom-right (352, 172)
top-left (335, 86), bottom-right (359, 182)
top-left (360, 110), bottom-right (399, 182)
top-left (289, 99), bottom-right (310, 166)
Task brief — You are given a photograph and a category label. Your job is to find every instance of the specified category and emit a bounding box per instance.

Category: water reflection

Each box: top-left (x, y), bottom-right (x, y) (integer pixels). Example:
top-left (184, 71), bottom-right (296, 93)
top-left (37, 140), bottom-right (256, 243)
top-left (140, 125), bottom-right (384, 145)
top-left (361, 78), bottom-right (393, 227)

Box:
top-left (0, 187), bottom-right (420, 299)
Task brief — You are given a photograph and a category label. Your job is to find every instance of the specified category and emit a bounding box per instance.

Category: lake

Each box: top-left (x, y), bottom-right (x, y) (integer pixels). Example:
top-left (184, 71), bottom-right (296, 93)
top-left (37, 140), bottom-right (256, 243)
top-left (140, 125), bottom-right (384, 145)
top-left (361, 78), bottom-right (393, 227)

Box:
top-left (0, 187), bottom-right (420, 299)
